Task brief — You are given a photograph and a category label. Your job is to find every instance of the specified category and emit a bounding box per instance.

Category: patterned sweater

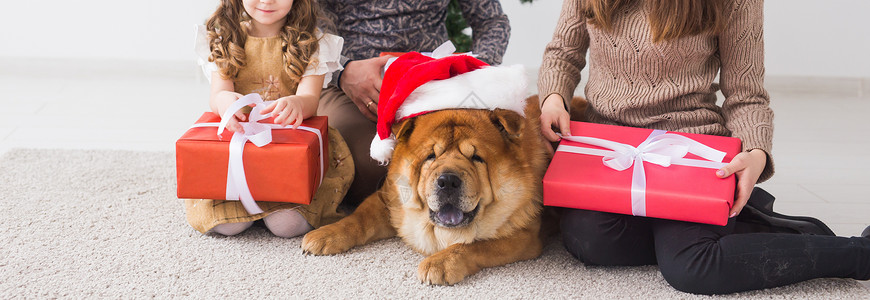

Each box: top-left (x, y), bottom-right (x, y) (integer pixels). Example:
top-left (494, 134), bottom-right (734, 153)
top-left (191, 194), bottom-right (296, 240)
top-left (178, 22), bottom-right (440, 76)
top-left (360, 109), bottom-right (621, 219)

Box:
top-left (538, 0), bottom-right (774, 182)
top-left (320, 0), bottom-right (510, 65)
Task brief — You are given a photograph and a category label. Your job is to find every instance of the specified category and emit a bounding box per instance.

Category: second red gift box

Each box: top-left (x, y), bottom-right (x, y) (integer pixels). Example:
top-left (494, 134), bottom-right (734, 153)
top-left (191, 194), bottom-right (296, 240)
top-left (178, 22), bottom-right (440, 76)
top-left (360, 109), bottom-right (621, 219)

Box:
top-left (543, 121), bottom-right (741, 225)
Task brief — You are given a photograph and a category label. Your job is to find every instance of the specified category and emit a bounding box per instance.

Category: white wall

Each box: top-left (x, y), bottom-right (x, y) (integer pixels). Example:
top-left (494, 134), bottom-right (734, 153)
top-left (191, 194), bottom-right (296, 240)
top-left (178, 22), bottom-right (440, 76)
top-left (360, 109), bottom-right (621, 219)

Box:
top-left (763, 1), bottom-right (870, 78)
top-left (2, 0), bottom-right (868, 78)
top-left (0, 1), bottom-right (218, 62)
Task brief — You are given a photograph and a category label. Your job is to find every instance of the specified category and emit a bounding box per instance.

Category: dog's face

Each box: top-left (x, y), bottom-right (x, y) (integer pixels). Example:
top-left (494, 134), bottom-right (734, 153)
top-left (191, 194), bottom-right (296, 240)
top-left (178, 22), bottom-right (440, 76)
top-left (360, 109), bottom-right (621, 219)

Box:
top-left (389, 108), bottom-right (530, 230)
top-left (420, 132), bottom-right (486, 228)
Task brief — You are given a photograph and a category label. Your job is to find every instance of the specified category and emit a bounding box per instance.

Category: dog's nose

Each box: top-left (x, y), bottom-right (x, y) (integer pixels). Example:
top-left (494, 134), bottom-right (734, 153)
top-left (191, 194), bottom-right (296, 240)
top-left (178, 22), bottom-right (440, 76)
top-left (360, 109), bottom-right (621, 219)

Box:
top-left (436, 173), bottom-right (462, 192)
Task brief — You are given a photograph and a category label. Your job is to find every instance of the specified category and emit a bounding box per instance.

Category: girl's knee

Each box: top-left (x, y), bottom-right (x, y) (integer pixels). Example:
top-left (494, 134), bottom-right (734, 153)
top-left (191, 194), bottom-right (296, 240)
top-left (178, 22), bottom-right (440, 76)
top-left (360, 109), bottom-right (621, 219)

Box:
top-left (263, 209), bottom-right (313, 238)
top-left (210, 221), bottom-right (254, 236)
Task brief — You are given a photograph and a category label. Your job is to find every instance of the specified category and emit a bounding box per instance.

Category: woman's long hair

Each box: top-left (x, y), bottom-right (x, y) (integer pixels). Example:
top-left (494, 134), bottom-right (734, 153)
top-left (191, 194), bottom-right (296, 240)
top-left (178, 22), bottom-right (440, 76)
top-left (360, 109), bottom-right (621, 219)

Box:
top-left (205, 0), bottom-right (321, 87)
top-left (582, 0), bottom-right (728, 42)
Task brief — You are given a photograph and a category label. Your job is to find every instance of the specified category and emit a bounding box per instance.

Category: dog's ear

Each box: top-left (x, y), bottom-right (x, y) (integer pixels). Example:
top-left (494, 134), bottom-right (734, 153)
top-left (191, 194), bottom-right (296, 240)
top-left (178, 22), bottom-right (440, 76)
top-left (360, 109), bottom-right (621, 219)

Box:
top-left (490, 109), bottom-right (524, 141)
top-left (393, 118), bottom-right (416, 143)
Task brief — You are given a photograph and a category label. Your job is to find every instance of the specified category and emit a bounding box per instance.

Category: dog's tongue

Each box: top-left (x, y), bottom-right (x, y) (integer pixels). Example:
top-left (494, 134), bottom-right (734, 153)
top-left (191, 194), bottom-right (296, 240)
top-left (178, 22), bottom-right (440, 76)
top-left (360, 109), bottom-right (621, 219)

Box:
top-left (437, 204), bottom-right (464, 226)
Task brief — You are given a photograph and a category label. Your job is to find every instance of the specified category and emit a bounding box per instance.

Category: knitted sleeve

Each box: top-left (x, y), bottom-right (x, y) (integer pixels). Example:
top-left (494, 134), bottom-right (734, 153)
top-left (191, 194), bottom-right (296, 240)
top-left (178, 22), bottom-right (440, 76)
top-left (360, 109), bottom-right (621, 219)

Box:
top-left (537, 0), bottom-right (589, 111)
top-left (718, 0), bottom-right (775, 182)
top-left (456, 0), bottom-right (511, 65)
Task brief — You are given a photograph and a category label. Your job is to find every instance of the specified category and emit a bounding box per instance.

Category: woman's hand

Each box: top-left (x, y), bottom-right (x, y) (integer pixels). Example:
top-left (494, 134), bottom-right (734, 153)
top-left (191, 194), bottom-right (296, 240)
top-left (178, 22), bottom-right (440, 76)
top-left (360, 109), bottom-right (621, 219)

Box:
top-left (716, 149), bottom-right (768, 218)
top-left (540, 94), bottom-right (572, 142)
top-left (213, 90), bottom-right (246, 133)
top-left (261, 95), bottom-right (305, 129)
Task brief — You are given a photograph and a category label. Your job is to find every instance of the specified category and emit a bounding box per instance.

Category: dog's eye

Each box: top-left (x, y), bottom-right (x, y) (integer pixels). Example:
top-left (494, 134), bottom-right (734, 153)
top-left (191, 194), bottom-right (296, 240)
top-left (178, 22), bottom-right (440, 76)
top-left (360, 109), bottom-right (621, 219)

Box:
top-left (425, 153), bottom-right (436, 161)
top-left (471, 154), bottom-right (485, 163)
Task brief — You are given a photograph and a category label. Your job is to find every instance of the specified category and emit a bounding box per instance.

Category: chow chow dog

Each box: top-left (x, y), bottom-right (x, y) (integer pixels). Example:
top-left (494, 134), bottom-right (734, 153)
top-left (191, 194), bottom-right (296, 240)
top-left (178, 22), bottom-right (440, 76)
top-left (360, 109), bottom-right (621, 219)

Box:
top-left (301, 98), bottom-right (551, 285)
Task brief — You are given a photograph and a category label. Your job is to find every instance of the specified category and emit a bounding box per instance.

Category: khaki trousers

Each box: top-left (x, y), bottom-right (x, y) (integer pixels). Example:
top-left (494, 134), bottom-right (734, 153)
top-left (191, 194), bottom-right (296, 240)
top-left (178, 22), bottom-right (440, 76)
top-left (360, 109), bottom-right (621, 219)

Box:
top-left (317, 87), bottom-right (387, 206)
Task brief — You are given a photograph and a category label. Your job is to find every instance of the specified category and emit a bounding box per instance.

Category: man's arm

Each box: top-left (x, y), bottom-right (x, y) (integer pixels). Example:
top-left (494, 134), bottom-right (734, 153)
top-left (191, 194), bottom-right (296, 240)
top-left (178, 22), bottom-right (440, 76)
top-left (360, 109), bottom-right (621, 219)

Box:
top-left (456, 0), bottom-right (511, 65)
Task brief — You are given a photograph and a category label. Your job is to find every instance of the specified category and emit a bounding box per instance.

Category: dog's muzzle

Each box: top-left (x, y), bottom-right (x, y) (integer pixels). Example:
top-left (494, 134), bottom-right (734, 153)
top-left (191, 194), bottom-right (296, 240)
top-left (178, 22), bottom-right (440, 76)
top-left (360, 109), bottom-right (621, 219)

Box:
top-left (429, 173), bottom-right (478, 227)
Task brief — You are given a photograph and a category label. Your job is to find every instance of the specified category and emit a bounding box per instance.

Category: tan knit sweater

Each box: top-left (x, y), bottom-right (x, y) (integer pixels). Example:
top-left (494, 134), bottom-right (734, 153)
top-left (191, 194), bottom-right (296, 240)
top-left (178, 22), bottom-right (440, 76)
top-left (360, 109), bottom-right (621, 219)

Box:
top-left (538, 0), bottom-right (774, 182)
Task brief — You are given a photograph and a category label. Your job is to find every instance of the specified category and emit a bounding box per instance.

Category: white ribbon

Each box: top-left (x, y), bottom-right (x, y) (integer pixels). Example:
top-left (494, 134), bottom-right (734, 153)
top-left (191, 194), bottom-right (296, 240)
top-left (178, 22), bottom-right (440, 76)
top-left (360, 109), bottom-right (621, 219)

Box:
top-left (428, 41), bottom-right (458, 59)
top-left (557, 130), bottom-right (728, 217)
top-left (190, 93), bottom-right (324, 214)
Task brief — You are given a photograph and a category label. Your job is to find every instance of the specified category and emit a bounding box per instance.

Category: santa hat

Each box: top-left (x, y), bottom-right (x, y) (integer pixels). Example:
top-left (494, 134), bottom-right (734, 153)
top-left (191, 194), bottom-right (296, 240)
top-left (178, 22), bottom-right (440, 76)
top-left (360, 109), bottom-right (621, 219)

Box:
top-left (370, 52), bottom-right (528, 165)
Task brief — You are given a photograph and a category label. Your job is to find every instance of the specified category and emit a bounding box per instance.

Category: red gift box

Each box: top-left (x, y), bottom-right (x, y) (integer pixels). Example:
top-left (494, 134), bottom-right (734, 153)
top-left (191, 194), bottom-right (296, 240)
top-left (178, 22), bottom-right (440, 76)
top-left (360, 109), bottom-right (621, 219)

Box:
top-left (380, 52), bottom-right (408, 57)
top-left (543, 121), bottom-right (741, 225)
top-left (176, 112), bottom-right (328, 205)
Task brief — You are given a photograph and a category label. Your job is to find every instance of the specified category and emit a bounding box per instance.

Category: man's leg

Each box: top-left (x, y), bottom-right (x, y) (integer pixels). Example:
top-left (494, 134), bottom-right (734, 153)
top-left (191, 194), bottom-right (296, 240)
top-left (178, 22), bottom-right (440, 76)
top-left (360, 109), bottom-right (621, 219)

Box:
top-left (317, 87), bottom-right (387, 207)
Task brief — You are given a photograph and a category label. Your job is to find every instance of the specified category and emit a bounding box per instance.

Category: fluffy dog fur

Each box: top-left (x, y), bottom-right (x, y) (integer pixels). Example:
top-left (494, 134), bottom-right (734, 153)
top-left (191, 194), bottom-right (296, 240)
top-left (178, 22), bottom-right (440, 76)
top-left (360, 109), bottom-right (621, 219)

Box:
top-left (302, 98), bottom-right (551, 285)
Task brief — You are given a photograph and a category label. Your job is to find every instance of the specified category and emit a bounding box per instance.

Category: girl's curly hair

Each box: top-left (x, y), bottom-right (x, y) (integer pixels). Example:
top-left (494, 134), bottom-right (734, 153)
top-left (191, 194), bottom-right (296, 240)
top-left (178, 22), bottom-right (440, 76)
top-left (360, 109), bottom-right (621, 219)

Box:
top-left (206, 0), bottom-right (322, 88)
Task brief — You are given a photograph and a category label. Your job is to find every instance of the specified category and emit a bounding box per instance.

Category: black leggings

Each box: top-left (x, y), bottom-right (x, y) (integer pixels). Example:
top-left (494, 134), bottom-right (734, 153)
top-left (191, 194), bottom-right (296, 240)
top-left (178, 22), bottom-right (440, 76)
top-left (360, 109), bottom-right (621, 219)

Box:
top-left (560, 209), bottom-right (870, 295)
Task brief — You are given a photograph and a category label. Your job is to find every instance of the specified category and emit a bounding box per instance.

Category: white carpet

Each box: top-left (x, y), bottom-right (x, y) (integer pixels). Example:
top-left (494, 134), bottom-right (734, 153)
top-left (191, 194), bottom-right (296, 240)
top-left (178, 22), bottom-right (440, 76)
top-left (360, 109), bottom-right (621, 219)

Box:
top-left (1, 149), bottom-right (867, 299)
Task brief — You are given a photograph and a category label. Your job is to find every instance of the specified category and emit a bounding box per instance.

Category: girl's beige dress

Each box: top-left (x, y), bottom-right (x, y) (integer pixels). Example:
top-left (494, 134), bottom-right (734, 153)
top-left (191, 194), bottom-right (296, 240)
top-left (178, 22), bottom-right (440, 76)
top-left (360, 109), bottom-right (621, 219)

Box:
top-left (187, 26), bottom-right (351, 233)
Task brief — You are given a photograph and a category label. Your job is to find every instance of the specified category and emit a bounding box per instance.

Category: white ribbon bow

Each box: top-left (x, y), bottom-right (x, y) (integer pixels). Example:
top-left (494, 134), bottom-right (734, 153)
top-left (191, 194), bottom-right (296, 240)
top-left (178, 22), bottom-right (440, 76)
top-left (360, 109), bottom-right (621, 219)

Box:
top-left (557, 130), bottom-right (728, 217)
top-left (191, 93), bottom-right (324, 214)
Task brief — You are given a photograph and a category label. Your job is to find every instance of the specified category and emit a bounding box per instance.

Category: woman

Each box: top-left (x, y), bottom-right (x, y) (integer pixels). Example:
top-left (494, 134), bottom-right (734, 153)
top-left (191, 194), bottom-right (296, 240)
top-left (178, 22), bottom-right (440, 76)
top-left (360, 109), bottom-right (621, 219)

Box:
top-left (538, 0), bottom-right (870, 294)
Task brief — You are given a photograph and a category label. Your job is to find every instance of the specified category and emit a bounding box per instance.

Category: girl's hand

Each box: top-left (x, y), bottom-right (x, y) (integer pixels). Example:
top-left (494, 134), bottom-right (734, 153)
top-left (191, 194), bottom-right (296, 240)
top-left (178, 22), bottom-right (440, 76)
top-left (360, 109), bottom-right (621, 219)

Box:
top-left (540, 94), bottom-right (572, 142)
top-left (716, 149), bottom-right (768, 218)
top-left (261, 96), bottom-right (305, 129)
top-left (214, 91), bottom-right (247, 133)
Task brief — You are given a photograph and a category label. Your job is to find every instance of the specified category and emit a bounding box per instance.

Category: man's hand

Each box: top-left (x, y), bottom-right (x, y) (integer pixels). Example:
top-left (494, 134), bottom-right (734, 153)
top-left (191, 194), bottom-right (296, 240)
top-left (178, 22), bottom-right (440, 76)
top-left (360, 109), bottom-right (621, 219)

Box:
top-left (717, 149), bottom-right (768, 218)
top-left (339, 56), bottom-right (392, 122)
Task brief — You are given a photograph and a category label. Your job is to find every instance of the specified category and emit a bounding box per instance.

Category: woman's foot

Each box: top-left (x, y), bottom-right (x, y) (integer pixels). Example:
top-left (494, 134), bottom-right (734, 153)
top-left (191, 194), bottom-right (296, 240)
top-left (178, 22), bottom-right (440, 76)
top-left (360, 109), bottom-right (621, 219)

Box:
top-left (736, 188), bottom-right (835, 236)
top-left (210, 221), bottom-right (254, 236)
top-left (747, 187), bottom-right (775, 211)
top-left (263, 209), bottom-right (313, 238)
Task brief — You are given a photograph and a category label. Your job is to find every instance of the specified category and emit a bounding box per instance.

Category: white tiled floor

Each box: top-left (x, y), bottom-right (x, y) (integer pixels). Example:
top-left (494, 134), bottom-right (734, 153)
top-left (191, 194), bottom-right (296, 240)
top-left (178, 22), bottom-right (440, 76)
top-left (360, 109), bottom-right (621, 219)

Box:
top-left (761, 87), bottom-right (870, 237)
top-left (1, 58), bottom-right (868, 237)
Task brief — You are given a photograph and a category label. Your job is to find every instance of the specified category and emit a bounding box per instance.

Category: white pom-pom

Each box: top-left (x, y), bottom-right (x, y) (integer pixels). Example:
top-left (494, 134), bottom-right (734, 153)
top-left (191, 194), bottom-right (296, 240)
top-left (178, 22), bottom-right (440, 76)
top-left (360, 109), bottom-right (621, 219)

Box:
top-left (370, 134), bottom-right (397, 165)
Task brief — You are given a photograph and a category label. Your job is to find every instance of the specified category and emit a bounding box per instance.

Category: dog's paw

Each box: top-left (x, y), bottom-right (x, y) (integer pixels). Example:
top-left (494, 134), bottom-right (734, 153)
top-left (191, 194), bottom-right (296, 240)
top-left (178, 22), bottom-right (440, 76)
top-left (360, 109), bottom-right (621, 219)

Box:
top-left (417, 251), bottom-right (471, 285)
top-left (301, 224), bottom-right (356, 255)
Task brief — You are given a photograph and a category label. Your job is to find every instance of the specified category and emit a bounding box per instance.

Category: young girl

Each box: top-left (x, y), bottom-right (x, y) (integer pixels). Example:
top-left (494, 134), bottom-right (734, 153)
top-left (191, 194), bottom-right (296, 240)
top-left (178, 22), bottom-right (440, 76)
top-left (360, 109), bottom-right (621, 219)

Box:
top-left (538, 0), bottom-right (870, 294)
top-left (185, 0), bottom-right (353, 238)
